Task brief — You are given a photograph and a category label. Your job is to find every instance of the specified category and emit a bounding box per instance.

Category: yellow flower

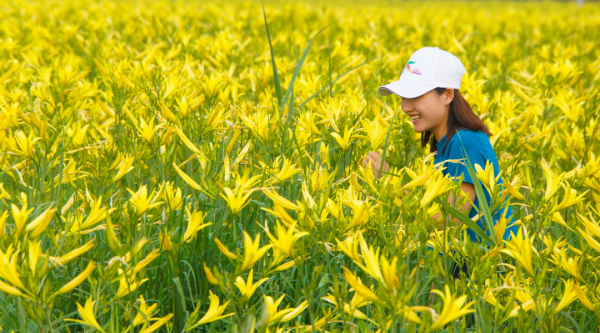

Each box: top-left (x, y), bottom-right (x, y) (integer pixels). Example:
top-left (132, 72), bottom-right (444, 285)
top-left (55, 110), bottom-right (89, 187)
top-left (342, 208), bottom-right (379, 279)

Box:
top-left (113, 156), bottom-right (135, 182)
top-left (220, 187), bottom-right (253, 215)
top-left (330, 125), bottom-right (354, 151)
top-left (71, 196), bottom-right (108, 233)
top-left (554, 279), bottom-right (578, 314)
top-left (127, 185), bottom-right (163, 216)
top-left (500, 228), bottom-right (535, 276)
top-left (54, 261), bottom-right (96, 296)
top-left (11, 203), bottom-right (34, 238)
top-left (266, 221), bottom-right (309, 257)
top-left (26, 206), bottom-right (57, 238)
top-left (215, 238), bottom-right (238, 259)
top-left (420, 172), bottom-right (454, 208)
top-left (268, 157), bottom-right (301, 185)
top-left (185, 290), bottom-right (234, 330)
top-left (162, 182), bottom-right (184, 211)
top-left (51, 240), bottom-right (95, 266)
top-left (264, 295), bottom-right (308, 324)
top-left (357, 117), bottom-right (388, 151)
top-left (474, 160), bottom-right (502, 194)
top-left (552, 183), bottom-right (587, 212)
top-left (64, 297), bottom-right (105, 333)
top-left (343, 268), bottom-right (380, 303)
top-left (182, 207), bottom-right (212, 243)
top-left (204, 263), bottom-right (219, 285)
top-left (138, 116), bottom-right (161, 143)
top-left (139, 314), bottom-right (173, 333)
top-left (0, 247), bottom-right (26, 293)
top-left (429, 285), bottom-right (475, 331)
top-left (262, 189), bottom-right (301, 211)
top-left (240, 231), bottom-right (272, 272)
top-left (541, 158), bottom-right (565, 200)
top-left (234, 268), bottom-right (269, 301)
top-left (115, 270), bottom-right (148, 298)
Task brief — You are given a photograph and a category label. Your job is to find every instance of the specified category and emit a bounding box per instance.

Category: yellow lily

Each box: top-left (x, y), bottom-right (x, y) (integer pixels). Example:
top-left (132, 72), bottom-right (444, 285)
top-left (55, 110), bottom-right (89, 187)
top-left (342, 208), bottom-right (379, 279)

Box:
top-left (429, 285), bottom-right (475, 331)
top-left (204, 263), bottom-right (219, 285)
top-left (174, 125), bottom-right (201, 154)
top-left (240, 231), bottom-right (272, 272)
top-left (162, 182), bottom-right (183, 211)
top-left (115, 271), bottom-right (148, 298)
top-left (474, 160), bottom-right (502, 194)
top-left (0, 211), bottom-right (8, 238)
top-left (573, 282), bottom-right (595, 311)
top-left (220, 187), bottom-right (253, 215)
top-left (500, 228), bottom-right (535, 276)
top-left (182, 207), bottom-right (211, 243)
top-left (54, 261), bottom-right (96, 295)
top-left (127, 185), bottom-right (163, 216)
top-left (11, 203), bottom-right (34, 238)
top-left (265, 221), bottom-right (309, 257)
top-left (186, 290), bottom-right (234, 330)
top-left (132, 295), bottom-right (159, 327)
top-left (268, 157), bottom-right (301, 185)
top-left (0, 247), bottom-right (26, 290)
top-left (51, 240), bottom-right (95, 266)
top-left (234, 268), bottom-right (269, 301)
top-left (541, 158), bottom-right (565, 200)
top-left (420, 172), bottom-right (454, 208)
top-left (26, 206), bottom-right (57, 238)
top-left (139, 314), bottom-right (173, 333)
top-left (113, 156), bottom-right (135, 182)
top-left (73, 196), bottom-right (108, 233)
top-left (343, 268), bottom-right (380, 303)
top-left (552, 183), bottom-right (587, 212)
top-left (331, 125), bottom-right (355, 151)
top-left (215, 238), bottom-right (238, 259)
top-left (554, 279), bottom-right (578, 313)
top-left (264, 295), bottom-right (308, 324)
top-left (65, 297), bottom-right (106, 333)
top-left (262, 189), bottom-right (301, 211)
top-left (138, 116), bottom-right (161, 143)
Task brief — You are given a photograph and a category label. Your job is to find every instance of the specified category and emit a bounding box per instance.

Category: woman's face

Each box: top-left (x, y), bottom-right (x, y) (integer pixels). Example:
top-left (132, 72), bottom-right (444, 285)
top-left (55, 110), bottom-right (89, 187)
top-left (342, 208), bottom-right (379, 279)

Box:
top-left (400, 88), bottom-right (453, 138)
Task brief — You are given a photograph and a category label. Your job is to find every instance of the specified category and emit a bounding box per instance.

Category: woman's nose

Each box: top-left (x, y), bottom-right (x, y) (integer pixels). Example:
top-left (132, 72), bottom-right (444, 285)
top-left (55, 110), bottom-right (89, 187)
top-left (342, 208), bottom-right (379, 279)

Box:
top-left (401, 98), bottom-right (413, 111)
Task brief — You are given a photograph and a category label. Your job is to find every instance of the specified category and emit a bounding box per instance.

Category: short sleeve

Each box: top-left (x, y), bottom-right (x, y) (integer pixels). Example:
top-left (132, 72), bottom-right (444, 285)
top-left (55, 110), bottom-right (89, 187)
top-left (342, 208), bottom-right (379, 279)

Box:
top-left (442, 132), bottom-right (487, 185)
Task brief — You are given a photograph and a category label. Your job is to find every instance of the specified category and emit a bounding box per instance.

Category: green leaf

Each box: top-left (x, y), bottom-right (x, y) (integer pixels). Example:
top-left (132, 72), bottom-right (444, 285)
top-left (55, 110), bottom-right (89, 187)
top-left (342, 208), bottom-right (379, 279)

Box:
top-left (447, 206), bottom-right (494, 245)
top-left (281, 18), bottom-right (339, 114)
top-left (262, 4), bottom-right (282, 108)
top-left (455, 131), bottom-right (497, 245)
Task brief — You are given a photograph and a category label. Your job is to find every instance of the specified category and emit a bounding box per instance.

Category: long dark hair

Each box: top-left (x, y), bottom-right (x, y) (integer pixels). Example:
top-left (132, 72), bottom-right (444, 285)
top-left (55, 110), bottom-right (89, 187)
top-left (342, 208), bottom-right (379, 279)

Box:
top-left (421, 87), bottom-right (492, 155)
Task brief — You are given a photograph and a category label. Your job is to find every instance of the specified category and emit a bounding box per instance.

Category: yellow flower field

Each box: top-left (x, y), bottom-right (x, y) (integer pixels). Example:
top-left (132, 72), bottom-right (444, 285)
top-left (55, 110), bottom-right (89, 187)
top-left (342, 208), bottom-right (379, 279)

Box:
top-left (1, 0), bottom-right (600, 331)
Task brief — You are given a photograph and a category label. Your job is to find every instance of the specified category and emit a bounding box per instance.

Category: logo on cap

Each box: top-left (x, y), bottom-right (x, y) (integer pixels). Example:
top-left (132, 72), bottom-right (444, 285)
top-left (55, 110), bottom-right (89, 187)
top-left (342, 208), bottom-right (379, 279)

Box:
top-left (403, 61), bottom-right (423, 76)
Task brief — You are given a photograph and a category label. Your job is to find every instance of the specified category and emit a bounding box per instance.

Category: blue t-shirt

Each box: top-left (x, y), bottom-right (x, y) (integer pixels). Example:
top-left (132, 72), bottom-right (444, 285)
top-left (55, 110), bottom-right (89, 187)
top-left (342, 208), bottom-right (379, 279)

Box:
top-left (433, 129), bottom-right (518, 242)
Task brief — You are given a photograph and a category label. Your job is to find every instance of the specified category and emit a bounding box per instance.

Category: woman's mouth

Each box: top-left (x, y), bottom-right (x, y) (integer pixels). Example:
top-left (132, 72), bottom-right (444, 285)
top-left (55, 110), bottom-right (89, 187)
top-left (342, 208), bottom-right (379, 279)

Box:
top-left (410, 115), bottom-right (421, 124)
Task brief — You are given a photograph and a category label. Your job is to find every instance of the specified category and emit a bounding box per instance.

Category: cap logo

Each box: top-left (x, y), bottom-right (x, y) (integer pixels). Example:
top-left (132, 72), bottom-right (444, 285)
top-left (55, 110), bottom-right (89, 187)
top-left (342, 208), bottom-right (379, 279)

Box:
top-left (404, 61), bottom-right (423, 76)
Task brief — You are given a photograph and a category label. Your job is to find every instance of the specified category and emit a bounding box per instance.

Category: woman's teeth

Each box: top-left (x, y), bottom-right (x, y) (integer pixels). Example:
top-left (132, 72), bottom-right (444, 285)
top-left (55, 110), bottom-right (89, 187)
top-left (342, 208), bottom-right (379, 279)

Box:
top-left (410, 116), bottom-right (421, 120)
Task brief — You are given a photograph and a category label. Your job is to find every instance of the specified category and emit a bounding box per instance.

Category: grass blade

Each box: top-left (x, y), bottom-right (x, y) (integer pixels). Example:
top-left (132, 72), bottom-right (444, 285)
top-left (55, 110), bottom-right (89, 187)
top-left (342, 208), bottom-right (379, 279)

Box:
top-left (262, 3), bottom-right (282, 107)
top-left (455, 132), bottom-right (497, 244)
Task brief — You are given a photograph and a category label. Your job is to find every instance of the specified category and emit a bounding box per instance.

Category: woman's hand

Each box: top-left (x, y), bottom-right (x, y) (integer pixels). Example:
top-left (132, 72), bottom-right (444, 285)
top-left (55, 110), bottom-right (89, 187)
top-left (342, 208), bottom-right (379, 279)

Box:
top-left (362, 151), bottom-right (391, 179)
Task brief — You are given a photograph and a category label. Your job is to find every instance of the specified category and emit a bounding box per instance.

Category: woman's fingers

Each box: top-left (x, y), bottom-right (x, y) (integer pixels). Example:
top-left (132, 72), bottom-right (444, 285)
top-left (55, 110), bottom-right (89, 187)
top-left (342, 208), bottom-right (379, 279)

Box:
top-left (368, 151), bottom-right (380, 162)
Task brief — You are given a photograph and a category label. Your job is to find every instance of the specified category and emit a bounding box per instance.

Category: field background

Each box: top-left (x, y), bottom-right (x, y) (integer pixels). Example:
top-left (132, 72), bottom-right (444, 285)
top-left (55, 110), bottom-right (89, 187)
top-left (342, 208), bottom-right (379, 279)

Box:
top-left (1, 0), bottom-right (600, 332)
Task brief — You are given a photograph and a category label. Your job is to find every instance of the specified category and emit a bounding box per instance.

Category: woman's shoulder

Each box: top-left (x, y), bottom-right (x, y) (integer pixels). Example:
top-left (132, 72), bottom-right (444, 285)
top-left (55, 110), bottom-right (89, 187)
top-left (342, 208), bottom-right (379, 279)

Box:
top-left (448, 129), bottom-right (488, 148)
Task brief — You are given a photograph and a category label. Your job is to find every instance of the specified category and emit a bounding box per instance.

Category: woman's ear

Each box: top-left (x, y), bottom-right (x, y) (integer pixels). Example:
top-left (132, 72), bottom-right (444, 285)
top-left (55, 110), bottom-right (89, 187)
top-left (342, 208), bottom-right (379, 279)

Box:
top-left (444, 88), bottom-right (455, 105)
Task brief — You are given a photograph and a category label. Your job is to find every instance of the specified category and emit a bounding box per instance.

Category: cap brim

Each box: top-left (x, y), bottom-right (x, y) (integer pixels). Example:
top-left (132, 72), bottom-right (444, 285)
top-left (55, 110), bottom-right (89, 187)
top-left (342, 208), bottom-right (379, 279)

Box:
top-left (377, 80), bottom-right (436, 98)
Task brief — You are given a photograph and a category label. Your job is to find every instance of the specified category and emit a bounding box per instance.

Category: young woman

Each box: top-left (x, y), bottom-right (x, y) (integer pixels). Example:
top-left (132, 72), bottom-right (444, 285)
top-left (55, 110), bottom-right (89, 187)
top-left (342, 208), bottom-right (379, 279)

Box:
top-left (363, 47), bottom-right (517, 256)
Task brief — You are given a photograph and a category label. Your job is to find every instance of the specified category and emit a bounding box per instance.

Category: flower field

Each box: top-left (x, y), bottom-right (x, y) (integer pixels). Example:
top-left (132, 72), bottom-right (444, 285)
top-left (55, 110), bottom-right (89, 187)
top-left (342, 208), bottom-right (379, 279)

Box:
top-left (1, 0), bottom-right (600, 331)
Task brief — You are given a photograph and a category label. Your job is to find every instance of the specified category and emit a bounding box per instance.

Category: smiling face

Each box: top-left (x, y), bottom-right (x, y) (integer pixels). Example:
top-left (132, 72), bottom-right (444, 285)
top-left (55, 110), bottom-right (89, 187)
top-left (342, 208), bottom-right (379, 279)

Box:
top-left (400, 88), bottom-right (454, 141)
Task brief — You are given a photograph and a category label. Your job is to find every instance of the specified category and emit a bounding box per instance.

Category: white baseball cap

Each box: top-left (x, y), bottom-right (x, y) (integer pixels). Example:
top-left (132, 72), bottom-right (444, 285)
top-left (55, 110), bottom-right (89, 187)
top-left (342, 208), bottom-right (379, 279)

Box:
top-left (377, 47), bottom-right (465, 98)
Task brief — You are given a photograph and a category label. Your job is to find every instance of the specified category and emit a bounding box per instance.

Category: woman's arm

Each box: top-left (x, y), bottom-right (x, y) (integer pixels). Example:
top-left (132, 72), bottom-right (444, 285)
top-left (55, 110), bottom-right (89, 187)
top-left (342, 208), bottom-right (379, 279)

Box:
top-left (432, 182), bottom-right (476, 230)
top-left (362, 151), bottom-right (476, 230)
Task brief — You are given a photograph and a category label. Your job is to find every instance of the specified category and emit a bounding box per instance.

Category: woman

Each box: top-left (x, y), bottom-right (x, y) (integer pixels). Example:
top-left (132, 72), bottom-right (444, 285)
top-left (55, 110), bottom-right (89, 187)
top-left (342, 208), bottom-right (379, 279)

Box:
top-left (363, 47), bottom-right (517, 277)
